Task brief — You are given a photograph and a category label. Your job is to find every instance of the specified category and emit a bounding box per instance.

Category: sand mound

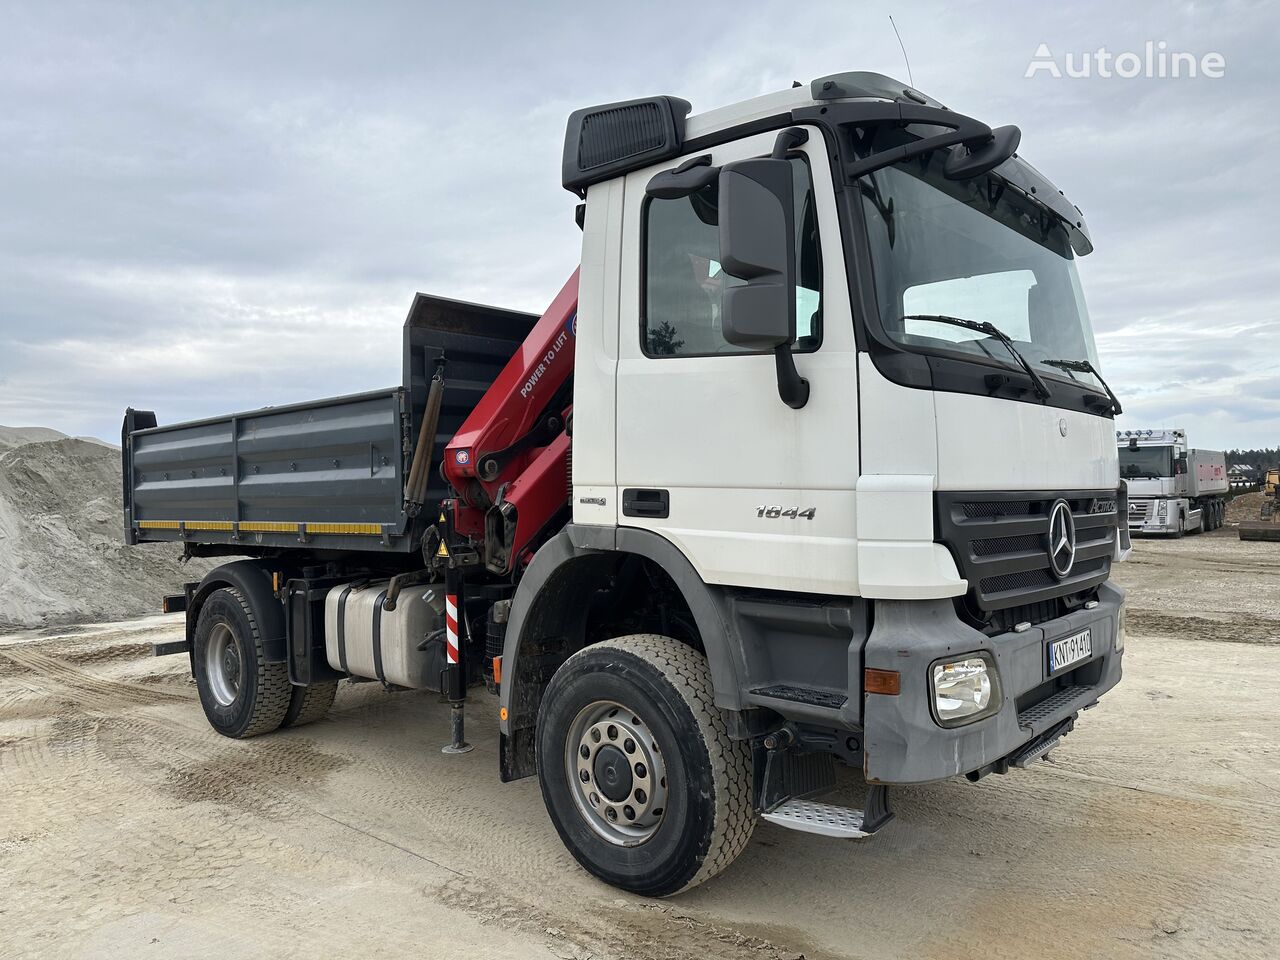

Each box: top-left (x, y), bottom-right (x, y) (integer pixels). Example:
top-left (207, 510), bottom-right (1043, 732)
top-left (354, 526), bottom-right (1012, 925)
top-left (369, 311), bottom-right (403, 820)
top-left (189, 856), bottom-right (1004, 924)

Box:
top-left (0, 425), bottom-right (69, 451)
top-left (0, 436), bottom-right (211, 632)
top-left (1226, 491), bottom-right (1267, 525)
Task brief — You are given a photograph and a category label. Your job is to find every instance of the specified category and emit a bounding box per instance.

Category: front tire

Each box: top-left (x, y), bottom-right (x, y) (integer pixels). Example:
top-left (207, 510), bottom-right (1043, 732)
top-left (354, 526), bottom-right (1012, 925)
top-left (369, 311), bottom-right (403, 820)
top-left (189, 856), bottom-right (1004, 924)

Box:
top-left (193, 587), bottom-right (292, 738)
top-left (536, 635), bottom-right (755, 897)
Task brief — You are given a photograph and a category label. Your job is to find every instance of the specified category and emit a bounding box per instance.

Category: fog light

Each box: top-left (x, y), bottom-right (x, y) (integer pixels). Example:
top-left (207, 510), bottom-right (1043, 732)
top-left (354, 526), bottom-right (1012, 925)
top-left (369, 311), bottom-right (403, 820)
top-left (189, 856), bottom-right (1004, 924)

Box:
top-left (931, 655), bottom-right (1000, 728)
top-left (1115, 604), bottom-right (1126, 653)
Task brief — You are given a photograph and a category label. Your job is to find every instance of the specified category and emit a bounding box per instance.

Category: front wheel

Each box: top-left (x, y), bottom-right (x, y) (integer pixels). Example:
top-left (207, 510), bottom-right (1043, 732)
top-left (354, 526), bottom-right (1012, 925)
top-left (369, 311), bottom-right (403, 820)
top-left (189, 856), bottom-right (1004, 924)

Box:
top-left (536, 635), bottom-right (755, 897)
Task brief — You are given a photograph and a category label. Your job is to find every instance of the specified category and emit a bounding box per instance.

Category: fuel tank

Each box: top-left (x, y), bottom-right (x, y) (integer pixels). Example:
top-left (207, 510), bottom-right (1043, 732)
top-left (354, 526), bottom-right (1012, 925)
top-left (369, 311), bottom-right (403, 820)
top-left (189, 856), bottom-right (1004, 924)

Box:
top-left (323, 581), bottom-right (447, 690)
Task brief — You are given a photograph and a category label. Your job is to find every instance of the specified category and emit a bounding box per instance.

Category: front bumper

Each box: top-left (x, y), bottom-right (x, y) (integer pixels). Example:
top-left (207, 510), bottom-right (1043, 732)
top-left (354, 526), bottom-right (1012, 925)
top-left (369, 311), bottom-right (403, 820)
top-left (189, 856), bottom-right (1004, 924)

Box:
top-left (862, 581), bottom-right (1124, 784)
top-left (1127, 498), bottom-right (1176, 534)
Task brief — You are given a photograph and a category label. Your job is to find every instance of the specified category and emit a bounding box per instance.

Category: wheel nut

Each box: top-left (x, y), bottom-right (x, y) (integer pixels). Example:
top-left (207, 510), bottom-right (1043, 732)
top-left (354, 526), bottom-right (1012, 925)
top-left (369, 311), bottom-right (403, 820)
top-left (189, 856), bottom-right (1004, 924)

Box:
top-left (605, 807), bottom-right (617, 821)
top-left (579, 769), bottom-right (590, 783)
top-left (634, 762), bottom-right (646, 778)
top-left (623, 805), bottom-right (636, 820)
top-left (623, 738), bottom-right (635, 754)
top-left (579, 744), bottom-right (590, 759)
top-left (606, 725), bottom-right (618, 740)
top-left (635, 788), bottom-right (647, 804)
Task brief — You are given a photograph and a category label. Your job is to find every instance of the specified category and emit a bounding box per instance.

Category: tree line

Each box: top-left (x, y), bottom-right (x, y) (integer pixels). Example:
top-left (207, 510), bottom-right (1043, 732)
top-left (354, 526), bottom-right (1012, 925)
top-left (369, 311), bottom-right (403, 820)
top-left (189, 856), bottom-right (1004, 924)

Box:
top-left (1227, 448), bottom-right (1280, 471)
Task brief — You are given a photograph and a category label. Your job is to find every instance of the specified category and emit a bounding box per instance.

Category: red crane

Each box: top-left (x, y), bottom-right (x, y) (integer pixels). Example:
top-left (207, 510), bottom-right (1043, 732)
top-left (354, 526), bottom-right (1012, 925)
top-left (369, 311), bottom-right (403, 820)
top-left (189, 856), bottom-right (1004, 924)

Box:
top-left (442, 270), bottom-right (579, 574)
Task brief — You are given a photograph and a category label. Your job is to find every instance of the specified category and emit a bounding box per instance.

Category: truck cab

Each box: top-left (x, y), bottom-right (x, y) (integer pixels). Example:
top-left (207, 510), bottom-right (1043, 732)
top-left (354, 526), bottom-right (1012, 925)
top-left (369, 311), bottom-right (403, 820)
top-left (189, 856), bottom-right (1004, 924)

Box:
top-left (124, 71), bottom-right (1131, 898)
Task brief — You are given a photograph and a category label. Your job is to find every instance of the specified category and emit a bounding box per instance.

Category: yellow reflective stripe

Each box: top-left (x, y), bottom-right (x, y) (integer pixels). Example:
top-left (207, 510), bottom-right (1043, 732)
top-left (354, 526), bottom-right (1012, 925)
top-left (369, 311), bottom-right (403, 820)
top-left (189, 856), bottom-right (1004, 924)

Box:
top-left (137, 520), bottom-right (383, 536)
top-left (239, 521), bottom-right (299, 533)
top-left (303, 522), bottom-right (382, 535)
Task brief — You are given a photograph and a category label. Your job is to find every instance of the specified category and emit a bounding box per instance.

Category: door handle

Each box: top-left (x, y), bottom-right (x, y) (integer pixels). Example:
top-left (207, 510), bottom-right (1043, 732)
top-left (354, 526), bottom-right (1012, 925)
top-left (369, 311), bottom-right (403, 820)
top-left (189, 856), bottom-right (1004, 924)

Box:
top-left (622, 488), bottom-right (669, 519)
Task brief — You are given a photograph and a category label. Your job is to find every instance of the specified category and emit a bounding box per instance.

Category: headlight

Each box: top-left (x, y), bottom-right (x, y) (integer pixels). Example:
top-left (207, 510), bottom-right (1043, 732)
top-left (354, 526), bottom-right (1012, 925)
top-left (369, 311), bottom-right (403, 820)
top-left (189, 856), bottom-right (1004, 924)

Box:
top-left (931, 654), bottom-right (1001, 728)
top-left (1157, 501), bottom-right (1168, 518)
top-left (1115, 604), bottom-right (1126, 653)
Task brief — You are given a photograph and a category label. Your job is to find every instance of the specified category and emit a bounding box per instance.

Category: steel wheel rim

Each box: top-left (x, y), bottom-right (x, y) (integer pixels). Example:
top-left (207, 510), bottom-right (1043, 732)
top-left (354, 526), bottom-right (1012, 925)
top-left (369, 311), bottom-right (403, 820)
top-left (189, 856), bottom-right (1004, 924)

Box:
top-left (565, 700), bottom-right (669, 847)
top-left (205, 623), bottom-right (242, 707)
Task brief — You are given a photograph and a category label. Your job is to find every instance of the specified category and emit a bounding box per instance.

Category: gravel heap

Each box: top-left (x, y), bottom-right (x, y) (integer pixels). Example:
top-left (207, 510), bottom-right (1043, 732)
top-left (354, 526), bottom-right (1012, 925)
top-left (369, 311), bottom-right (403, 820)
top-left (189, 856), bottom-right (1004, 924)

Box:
top-left (1226, 491), bottom-right (1267, 525)
top-left (0, 431), bottom-right (211, 632)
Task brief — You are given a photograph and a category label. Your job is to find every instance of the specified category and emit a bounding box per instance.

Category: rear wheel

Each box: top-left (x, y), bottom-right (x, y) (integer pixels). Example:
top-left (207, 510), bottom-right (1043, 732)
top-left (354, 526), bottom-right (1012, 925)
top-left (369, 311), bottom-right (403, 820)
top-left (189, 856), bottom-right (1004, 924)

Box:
top-left (283, 680), bottom-right (339, 728)
top-left (536, 635), bottom-right (755, 897)
top-left (193, 587), bottom-right (292, 738)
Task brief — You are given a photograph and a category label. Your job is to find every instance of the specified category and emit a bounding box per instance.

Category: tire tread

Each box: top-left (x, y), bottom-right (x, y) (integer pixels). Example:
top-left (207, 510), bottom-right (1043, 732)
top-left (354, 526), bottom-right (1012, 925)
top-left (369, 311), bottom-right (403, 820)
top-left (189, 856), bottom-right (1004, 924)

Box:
top-left (284, 680), bottom-right (339, 728)
top-left (222, 586), bottom-right (292, 737)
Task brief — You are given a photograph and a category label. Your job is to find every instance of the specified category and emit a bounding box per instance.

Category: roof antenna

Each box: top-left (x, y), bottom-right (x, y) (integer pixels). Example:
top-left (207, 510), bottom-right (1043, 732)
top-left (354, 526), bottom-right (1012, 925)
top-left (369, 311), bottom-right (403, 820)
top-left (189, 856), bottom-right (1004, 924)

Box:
top-left (889, 15), bottom-right (914, 89)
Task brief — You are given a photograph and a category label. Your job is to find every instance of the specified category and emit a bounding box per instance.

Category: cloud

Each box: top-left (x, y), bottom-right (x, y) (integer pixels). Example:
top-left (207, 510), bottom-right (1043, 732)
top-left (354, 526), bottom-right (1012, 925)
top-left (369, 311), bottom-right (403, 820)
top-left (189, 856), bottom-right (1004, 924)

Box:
top-left (0, 0), bottom-right (1276, 452)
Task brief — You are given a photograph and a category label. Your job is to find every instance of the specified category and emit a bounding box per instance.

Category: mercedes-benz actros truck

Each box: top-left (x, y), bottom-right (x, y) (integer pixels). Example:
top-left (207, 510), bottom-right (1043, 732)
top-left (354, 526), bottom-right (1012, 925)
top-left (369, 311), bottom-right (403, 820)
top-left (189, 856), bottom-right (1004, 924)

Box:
top-left (1119, 428), bottom-right (1228, 535)
top-left (122, 71), bottom-right (1130, 896)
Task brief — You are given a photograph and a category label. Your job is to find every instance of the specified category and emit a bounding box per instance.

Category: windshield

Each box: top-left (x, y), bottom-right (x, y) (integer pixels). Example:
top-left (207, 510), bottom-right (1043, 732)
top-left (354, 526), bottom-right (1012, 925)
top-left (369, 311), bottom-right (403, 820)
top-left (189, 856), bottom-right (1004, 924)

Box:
top-left (1119, 445), bottom-right (1174, 479)
top-left (859, 157), bottom-right (1100, 386)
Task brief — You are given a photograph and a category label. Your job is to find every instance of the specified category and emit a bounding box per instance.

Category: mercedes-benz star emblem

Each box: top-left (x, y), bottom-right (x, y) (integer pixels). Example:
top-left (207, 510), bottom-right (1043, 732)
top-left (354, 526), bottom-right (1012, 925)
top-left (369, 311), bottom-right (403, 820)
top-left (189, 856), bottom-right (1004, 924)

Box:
top-left (1047, 499), bottom-right (1077, 580)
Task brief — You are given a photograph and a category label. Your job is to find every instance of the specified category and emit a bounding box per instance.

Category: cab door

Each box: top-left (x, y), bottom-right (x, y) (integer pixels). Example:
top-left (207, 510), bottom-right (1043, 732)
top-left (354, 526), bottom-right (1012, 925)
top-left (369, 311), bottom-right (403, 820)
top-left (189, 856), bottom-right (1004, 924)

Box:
top-left (614, 128), bottom-right (860, 596)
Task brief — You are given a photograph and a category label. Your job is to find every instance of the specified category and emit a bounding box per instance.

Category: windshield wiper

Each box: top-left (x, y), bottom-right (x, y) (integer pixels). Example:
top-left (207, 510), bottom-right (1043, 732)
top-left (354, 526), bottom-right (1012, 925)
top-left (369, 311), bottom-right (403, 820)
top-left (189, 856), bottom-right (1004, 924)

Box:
top-left (1042, 358), bottom-right (1123, 414)
top-left (900, 314), bottom-right (1052, 400)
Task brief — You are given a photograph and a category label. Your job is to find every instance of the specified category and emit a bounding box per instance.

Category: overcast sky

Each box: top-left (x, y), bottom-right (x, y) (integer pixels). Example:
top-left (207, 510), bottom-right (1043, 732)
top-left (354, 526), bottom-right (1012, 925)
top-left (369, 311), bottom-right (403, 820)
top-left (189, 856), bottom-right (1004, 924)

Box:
top-left (1, 0), bottom-right (1276, 449)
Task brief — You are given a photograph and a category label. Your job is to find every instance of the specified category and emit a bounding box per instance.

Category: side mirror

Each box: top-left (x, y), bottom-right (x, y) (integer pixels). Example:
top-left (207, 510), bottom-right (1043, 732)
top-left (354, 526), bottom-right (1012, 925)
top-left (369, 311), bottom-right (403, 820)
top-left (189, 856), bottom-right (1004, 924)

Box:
top-left (718, 135), bottom-right (808, 408)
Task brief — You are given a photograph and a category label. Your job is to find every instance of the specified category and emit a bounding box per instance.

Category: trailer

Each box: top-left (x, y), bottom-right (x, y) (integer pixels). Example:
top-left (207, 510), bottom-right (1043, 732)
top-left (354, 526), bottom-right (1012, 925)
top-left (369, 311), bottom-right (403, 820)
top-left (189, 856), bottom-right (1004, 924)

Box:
top-left (124, 71), bottom-right (1129, 896)
top-left (1118, 428), bottom-right (1228, 536)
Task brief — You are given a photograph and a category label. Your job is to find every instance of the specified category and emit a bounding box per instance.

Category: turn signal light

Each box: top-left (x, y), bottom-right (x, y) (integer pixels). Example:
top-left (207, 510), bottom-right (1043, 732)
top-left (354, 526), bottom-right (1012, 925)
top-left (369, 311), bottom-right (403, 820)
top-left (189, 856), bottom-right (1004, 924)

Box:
top-left (864, 668), bottom-right (901, 696)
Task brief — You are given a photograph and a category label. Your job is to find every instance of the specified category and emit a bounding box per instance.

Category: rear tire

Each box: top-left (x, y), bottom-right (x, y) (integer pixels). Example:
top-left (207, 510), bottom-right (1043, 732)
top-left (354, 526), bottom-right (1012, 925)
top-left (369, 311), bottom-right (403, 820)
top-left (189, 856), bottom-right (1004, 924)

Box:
top-left (193, 587), bottom-right (292, 738)
top-left (536, 635), bottom-right (755, 897)
top-left (283, 680), bottom-right (339, 728)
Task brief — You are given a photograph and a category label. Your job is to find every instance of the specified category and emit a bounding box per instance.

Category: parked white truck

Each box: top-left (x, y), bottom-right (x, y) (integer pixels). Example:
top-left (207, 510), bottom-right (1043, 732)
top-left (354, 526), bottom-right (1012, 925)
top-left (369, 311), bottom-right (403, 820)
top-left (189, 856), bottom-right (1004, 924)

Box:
top-left (1119, 428), bottom-right (1228, 535)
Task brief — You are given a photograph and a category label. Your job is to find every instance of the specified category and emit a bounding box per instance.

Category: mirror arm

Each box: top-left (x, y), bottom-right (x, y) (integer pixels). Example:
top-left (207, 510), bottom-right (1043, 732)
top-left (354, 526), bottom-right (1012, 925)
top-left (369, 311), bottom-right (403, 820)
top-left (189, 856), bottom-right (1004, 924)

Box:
top-left (773, 345), bottom-right (810, 409)
top-left (842, 105), bottom-right (993, 180)
top-left (771, 126), bottom-right (809, 158)
top-left (770, 126), bottom-right (811, 410)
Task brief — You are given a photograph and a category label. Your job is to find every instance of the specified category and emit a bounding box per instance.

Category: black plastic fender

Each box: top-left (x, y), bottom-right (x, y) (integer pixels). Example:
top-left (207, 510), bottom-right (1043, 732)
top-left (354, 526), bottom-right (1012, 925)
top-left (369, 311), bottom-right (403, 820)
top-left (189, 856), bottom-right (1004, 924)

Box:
top-left (498, 524), bottom-right (743, 781)
top-left (187, 560), bottom-right (288, 666)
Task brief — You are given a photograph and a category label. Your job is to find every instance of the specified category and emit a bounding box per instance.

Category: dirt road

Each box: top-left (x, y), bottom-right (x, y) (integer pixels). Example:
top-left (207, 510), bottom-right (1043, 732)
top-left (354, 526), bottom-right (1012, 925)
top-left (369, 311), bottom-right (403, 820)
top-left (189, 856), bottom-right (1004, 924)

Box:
top-left (2, 535), bottom-right (1278, 960)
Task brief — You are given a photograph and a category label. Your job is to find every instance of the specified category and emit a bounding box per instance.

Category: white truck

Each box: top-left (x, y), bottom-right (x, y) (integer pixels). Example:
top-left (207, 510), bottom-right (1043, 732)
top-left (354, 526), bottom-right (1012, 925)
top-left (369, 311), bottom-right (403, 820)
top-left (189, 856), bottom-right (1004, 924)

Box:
top-left (1119, 428), bottom-right (1228, 535)
top-left (123, 72), bottom-right (1131, 896)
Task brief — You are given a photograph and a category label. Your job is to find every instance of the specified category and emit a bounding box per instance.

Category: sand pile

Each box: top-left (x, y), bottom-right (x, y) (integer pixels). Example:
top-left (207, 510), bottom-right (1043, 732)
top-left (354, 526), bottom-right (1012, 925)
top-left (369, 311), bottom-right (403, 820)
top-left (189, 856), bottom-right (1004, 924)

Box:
top-left (1226, 491), bottom-right (1267, 525)
top-left (0, 430), bottom-right (212, 632)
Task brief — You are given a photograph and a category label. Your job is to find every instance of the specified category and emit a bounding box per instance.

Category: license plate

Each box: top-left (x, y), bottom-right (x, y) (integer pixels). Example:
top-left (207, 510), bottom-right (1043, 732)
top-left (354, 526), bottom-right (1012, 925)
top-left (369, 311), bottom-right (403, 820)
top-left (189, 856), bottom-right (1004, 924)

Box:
top-left (1048, 628), bottom-right (1092, 674)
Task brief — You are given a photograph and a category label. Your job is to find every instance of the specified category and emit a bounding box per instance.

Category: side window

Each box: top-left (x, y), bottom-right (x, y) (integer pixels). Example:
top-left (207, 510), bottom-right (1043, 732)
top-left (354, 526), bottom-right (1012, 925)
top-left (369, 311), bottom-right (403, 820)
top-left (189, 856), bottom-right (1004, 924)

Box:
top-left (643, 155), bottom-right (822, 357)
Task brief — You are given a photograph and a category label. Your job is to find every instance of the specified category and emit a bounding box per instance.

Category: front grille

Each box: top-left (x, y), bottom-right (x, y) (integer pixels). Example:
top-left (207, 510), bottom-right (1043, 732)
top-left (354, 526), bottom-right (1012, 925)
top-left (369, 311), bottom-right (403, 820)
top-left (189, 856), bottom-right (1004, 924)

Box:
top-left (1128, 500), bottom-right (1152, 523)
top-left (987, 598), bottom-right (1059, 633)
top-left (938, 490), bottom-right (1117, 615)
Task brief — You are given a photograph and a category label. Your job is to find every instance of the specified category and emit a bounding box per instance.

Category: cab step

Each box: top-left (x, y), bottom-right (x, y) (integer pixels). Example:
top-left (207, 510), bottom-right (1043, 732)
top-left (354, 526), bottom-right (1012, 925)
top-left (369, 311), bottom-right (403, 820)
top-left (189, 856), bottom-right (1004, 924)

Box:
top-left (761, 786), bottom-right (893, 839)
